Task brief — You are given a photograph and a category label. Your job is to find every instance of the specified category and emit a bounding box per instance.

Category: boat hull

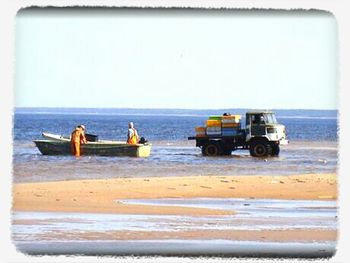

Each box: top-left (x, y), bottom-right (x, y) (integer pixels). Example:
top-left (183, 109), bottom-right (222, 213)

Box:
top-left (34, 140), bottom-right (151, 157)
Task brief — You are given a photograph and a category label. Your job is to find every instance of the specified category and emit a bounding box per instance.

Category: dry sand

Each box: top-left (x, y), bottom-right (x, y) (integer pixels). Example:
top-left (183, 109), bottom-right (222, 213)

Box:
top-left (13, 173), bottom-right (337, 215)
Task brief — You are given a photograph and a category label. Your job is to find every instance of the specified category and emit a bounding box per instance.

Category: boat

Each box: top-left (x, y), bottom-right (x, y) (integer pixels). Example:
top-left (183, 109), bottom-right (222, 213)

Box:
top-left (34, 133), bottom-right (151, 157)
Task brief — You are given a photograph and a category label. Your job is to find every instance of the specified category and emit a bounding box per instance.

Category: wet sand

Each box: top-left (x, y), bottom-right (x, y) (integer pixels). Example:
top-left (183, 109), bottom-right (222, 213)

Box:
top-left (22, 229), bottom-right (335, 242)
top-left (13, 173), bottom-right (337, 216)
top-left (12, 173), bottom-right (337, 254)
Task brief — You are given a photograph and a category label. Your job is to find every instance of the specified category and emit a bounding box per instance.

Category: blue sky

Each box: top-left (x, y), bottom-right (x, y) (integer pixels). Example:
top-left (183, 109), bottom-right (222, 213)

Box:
top-left (15, 9), bottom-right (338, 109)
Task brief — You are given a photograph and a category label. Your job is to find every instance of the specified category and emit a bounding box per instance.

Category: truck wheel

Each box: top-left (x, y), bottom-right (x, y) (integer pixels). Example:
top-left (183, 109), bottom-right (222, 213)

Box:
top-left (271, 144), bottom-right (280, 156)
top-left (202, 143), bottom-right (221, 156)
top-left (250, 142), bottom-right (269, 157)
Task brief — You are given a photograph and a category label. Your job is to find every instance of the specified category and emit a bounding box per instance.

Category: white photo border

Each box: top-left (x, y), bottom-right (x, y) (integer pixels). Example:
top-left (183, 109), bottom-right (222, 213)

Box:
top-left (1, 1), bottom-right (349, 263)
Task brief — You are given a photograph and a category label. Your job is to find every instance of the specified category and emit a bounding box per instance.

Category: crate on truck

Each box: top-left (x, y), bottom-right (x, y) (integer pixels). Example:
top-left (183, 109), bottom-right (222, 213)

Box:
top-left (188, 110), bottom-right (288, 157)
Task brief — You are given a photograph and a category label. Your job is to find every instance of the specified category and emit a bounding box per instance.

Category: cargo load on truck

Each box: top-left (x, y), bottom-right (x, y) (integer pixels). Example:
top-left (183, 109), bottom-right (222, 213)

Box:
top-left (195, 114), bottom-right (242, 137)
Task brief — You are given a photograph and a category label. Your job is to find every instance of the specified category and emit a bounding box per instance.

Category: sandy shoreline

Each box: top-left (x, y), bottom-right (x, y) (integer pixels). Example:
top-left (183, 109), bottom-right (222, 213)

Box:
top-left (13, 173), bottom-right (337, 215)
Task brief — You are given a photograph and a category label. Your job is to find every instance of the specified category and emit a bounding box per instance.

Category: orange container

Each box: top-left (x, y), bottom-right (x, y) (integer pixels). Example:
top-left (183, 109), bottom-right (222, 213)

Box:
top-left (195, 126), bottom-right (206, 132)
top-left (222, 114), bottom-right (241, 119)
top-left (195, 126), bottom-right (206, 137)
top-left (221, 123), bottom-right (240, 128)
top-left (206, 120), bottom-right (221, 127)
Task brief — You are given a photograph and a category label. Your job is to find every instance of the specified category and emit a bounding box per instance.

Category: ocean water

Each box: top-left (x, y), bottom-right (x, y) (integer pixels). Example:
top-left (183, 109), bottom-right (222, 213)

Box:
top-left (12, 108), bottom-right (338, 183)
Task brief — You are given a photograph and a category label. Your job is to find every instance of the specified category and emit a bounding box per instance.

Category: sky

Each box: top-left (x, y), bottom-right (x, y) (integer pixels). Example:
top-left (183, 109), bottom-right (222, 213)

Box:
top-left (15, 8), bottom-right (338, 110)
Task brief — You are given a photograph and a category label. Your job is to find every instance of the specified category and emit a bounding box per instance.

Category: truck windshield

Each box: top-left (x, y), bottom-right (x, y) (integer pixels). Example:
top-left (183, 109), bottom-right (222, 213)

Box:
top-left (264, 113), bottom-right (278, 124)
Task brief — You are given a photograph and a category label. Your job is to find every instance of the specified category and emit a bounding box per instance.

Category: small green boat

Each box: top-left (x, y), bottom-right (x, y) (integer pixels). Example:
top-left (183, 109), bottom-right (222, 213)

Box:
top-left (34, 133), bottom-right (151, 157)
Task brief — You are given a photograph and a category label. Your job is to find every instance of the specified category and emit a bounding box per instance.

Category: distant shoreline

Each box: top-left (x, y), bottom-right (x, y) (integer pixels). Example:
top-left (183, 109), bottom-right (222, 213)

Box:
top-left (14, 106), bottom-right (338, 113)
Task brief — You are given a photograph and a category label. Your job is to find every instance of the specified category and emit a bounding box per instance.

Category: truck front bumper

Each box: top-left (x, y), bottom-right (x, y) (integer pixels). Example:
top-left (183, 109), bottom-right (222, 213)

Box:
top-left (279, 138), bottom-right (289, 145)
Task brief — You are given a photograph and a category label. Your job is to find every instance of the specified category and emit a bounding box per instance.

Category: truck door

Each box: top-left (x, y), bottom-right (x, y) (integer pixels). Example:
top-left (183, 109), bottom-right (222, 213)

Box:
top-left (251, 114), bottom-right (266, 136)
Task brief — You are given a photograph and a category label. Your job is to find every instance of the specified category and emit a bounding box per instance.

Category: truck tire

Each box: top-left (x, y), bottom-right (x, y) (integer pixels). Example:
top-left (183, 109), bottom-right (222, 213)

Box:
top-left (202, 142), bottom-right (222, 156)
top-left (250, 142), bottom-right (270, 157)
top-left (271, 144), bottom-right (280, 156)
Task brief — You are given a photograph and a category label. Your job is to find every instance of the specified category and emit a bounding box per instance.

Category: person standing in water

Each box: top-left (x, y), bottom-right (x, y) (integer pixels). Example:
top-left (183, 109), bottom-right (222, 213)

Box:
top-left (127, 122), bottom-right (139, 144)
top-left (71, 125), bottom-right (87, 157)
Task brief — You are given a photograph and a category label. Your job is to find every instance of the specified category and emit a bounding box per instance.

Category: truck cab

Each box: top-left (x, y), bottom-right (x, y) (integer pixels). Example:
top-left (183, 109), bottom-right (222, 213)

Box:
top-left (245, 111), bottom-right (288, 157)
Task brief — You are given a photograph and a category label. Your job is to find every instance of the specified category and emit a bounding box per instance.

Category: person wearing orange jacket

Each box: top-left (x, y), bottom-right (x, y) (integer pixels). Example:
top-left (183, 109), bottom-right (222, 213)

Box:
top-left (127, 122), bottom-right (139, 144)
top-left (71, 125), bottom-right (87, 157)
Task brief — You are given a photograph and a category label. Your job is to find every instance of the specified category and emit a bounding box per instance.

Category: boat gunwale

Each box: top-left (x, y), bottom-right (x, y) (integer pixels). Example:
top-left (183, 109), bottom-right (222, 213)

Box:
top-left (33, 139), bottom-right (151, 147)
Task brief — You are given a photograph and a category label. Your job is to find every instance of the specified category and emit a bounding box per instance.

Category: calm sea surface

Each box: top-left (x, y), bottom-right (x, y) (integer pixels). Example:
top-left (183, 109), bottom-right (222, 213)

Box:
top-left (13, 108), bottom-right (338, 183)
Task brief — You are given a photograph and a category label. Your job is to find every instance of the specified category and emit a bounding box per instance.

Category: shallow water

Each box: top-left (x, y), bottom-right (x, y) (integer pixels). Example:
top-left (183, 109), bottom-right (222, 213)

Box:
top-left (12, 140), bottom-right (337, 183)
top-left (12, 198), bottom-right (337, 243)
top-left (12, 109), bottom-right (338, 183)
top-left (122, 198), bottom-right (338, 220)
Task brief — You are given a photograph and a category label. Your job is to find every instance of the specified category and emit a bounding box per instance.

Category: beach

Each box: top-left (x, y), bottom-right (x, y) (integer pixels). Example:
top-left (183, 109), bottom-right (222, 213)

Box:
top-left (13, 173), bottom-right (337, 248)
top-left (13, 173), bottom-right (337, 215)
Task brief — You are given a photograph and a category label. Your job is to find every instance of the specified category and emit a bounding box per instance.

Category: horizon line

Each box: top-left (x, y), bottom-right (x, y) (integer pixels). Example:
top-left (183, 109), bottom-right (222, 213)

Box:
top-left (14, 106), bottom-right (338, 111)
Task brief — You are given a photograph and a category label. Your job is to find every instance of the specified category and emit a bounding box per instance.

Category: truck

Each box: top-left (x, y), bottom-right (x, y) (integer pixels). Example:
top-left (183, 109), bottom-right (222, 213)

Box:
top-left (188, 110), bottom-right (288, 157)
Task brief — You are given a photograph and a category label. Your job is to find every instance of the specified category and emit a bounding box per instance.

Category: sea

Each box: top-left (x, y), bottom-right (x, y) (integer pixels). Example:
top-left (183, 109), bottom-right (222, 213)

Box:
top-left (12, 108), bottom-right (338, 183)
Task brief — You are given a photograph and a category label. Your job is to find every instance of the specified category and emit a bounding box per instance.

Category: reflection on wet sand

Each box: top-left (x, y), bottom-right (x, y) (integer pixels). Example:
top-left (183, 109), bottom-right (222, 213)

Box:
top-left (13, 197), bottom-right (337, 256)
